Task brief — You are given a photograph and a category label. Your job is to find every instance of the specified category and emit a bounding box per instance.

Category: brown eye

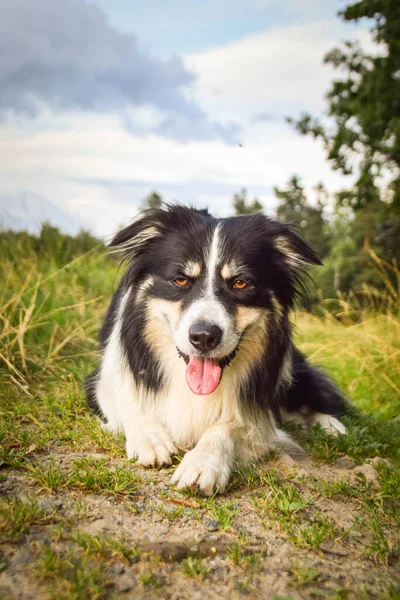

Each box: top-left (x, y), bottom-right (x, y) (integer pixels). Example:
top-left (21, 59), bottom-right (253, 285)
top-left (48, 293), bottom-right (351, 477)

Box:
top-left (233, 280), bottom-right (248, 290)
top-left (174, 277), bottom-right (189, 286)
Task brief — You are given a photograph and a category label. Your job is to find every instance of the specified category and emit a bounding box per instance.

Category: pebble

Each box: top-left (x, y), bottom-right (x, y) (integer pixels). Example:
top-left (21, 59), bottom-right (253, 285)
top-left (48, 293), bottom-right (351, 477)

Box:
top-left (369, 456), bottom-right (391, 468)
top-left (111, 562), bottom-right (125, 575)
top-left (159, 527), bottom-right (169, 534)
top-left (355, 464), bottom-right (379, 486)
top-left (204, 519), bottom-right (221, 532)
top-left (337, 456), bottom-right (356, 470)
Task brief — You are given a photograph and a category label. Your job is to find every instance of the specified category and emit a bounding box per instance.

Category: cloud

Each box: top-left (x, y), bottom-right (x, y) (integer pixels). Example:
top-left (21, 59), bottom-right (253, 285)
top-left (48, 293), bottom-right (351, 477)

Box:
top-left (0, 110), bottom-right (349, 236)
top-left (0, 0), bottom-right (238, 142)
top-left (185, 22), bottom-right (374, 123)
top-left (251, 111), bottom-right (281, 124)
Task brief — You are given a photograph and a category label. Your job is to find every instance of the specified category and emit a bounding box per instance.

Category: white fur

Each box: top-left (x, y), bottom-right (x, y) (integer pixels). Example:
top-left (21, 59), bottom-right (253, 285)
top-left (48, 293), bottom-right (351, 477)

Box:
top-left (171, 424), bottom-right (235, 494)
top-left (95, 222), bottom-right (344, 495)
top-left (313, 413), bottom-right (347, 435)
top-left (174, 297), bottom-right (238, 358)
top-left (281, 409), bottom-right (346, 436)
top-left (207, 224), bottom-right (221, 294)
top-left (95, 289), bottom-right (287, 493)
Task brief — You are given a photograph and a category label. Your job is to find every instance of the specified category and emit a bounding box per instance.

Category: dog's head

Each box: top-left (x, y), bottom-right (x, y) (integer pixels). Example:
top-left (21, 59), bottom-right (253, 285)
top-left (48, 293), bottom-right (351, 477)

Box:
top-left (111, 205), bottom-right (320, 395)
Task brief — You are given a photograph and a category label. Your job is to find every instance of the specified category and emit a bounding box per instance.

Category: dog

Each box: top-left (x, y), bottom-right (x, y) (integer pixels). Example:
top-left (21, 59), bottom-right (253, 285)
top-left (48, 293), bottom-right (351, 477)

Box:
top-left (86, 205), bottom-right (347, 495)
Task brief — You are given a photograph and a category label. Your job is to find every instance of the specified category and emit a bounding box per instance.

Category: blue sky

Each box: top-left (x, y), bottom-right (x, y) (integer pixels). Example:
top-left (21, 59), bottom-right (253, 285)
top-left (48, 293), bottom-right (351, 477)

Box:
top-left (0, 0), bottom-right (371, 236)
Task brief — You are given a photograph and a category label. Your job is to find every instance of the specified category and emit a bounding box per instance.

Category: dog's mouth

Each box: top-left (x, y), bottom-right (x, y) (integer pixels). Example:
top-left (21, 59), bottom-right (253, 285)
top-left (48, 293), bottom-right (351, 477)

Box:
top-left (177, 348), bottom-right (238, 396)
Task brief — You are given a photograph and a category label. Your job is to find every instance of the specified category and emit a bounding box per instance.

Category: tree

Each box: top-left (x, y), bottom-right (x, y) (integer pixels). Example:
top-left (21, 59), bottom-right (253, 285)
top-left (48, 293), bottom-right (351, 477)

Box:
top-left (233, 189), bottom-right (264, 215)
top-left (288, 0), bottom-right (400, 259)
top-left (142, 191), bottom-right (163, 210)
top-left (274, 176), bottom-right (330, 258)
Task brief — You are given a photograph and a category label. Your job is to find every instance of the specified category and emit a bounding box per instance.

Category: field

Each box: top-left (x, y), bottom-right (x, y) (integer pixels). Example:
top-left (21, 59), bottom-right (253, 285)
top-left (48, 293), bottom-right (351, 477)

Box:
top-left (0, 245), bottom-right (399, 600)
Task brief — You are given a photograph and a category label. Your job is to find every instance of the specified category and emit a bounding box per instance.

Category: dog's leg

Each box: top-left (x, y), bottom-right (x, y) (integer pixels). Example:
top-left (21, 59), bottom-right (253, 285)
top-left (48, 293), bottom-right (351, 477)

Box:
top-left (124, 417), bottom-right (178, 467)
top-left (280, 348), bottom-right (347, 436)
top-left (96, 363), bottom-right (177, 467)
top-left (171, 424), bottom-right (235, 496)
top-left (311, 412), bottom-right (347, 435)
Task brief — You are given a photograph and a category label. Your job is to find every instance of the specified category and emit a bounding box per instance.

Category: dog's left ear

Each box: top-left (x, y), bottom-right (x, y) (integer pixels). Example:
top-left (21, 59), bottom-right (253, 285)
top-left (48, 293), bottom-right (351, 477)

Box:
top-left (274, 226), bottom-right (322, 272)
top-left (109, 209), bottom-right (164, 258)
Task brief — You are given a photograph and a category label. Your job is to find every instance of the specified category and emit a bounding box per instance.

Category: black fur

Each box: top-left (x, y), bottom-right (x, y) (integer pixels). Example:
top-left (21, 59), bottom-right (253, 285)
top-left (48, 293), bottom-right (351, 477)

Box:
top-left (86, 205), bottom-right (346, 426)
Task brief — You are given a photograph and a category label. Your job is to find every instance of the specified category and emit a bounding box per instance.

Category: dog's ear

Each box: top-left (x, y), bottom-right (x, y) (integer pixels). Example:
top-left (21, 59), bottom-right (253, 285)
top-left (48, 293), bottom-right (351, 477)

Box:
top-left (109, 209), bottom-right (164, 258)
top-left (274, 226), bottom-right (322, 272)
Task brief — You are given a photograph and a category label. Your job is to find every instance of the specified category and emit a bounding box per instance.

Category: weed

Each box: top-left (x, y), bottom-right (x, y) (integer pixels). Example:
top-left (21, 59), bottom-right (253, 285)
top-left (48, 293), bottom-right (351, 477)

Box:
top-left (25, 458), bottom-right (70, 493)
top-left (0, 498), bottom-right (54, 539)
top-left (207, 501), bottom-right (237, 530)
top-left (291, 561), bottom-right (320, 588)
top-left (72, 532), bottom-right (138, 564)
top-left (139, 568), bottom-right (166, 588)
top-left (181, 556), bottom-right (209, 579)
top-left (35, 545), bottom-right (112, 600)
top-left (70, 457), bottom-right (142, 495)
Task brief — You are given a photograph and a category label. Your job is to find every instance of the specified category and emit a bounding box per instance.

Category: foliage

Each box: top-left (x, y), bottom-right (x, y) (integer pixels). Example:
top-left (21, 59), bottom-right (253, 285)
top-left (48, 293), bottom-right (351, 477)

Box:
top-left (274, 176), bottom-right (330, 258)
top-left (141, 191), bottom-right (163, 210)
top-left (0, 222), bottom-right (103, 267)
top-left (233, 188), bottom-right (264, 215)
top-left (288, 0), bottom-right (400, 265)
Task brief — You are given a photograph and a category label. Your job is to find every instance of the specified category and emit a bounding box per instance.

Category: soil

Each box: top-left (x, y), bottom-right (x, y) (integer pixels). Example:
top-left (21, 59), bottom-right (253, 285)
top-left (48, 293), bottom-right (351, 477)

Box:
top-left (1, 450), bottom-right (399, 600)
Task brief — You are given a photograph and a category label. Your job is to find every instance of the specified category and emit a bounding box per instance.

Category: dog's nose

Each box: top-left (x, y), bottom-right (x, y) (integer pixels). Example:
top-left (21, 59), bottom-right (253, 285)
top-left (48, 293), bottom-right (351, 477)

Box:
top-left (189, 322), bottom-right (223, 352)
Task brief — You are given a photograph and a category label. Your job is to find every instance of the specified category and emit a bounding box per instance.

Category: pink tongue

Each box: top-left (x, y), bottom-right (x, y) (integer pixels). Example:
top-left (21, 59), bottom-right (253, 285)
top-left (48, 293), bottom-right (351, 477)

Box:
top-left (186, 357), bottom-right (222, 395)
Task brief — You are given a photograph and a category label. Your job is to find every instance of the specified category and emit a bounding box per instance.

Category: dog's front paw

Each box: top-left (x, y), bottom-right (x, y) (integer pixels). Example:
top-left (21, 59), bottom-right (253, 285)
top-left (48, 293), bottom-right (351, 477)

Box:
top-left (171, 447), bottom-right (232, 496)
top-left (126, 424), bottom-right (178, 467)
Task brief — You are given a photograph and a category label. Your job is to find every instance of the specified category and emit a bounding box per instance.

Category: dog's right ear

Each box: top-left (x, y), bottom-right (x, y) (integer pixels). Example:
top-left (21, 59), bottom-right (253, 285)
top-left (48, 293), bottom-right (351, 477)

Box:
top-left (109, 209), bottom-right (164, 258)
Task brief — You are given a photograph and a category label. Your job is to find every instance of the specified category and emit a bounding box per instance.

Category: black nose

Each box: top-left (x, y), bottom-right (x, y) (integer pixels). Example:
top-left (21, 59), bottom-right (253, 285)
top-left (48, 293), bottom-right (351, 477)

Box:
top-left (189, 322), bottom-right (223, 352)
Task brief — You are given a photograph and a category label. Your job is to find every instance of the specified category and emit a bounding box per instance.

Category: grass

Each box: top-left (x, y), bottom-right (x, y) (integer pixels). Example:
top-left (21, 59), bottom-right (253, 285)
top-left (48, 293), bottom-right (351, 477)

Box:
top-left (0, 498), bottom-right (57, 539)
top-left (181, 556), bottom-right (209, 579)
top-left (35, 545), bottom-right (111, 600)
top-left (0, 241), bottom-right (399, 597)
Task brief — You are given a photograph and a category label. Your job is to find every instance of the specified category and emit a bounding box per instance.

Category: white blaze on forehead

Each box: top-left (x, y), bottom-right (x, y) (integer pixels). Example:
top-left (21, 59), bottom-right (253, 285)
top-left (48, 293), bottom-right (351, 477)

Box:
top-left (206, 224), bottom-right (221, 294)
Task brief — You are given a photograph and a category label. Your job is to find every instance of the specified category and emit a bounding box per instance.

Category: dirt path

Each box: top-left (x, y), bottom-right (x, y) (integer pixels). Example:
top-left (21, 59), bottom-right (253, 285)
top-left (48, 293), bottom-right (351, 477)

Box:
top-left (1, 448), bottom-right (399, 600)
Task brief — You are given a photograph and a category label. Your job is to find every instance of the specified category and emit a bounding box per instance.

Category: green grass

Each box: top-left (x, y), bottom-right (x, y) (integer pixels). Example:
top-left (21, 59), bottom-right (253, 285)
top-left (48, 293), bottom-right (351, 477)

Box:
top-left (35, 545), bottom-right (112, 600)
top-left (0, 242), bottom-right (399, 598)
top-left (0, 498), bottom-right (57, 539)
top-left (181, 556), bottom-right (209, 579)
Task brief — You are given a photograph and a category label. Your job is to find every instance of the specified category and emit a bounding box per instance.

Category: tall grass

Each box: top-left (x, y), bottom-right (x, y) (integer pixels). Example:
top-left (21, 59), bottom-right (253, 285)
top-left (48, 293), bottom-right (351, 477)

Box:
top-left (0, 248), bottom-right (116, 397)
top-left (0, 240), bottom-right (399, 424)
top-left (294, 254), bottom-right (400, 419)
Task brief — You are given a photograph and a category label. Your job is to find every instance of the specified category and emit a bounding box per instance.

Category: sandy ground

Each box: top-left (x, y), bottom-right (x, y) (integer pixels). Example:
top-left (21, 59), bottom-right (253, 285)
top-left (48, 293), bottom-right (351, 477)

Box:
top-left (0, 449), bottom-right (399, 600)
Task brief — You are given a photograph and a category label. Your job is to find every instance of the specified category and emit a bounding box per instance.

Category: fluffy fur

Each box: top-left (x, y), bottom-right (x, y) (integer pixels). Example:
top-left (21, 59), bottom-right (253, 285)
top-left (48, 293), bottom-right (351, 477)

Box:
top-left (86, 205), bottom-right (347, 495)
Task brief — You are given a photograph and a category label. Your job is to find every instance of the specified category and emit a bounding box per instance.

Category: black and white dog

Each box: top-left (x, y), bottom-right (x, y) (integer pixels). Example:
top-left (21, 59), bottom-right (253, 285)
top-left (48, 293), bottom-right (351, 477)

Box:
top-left (86, 205), bottom-right (346, 495)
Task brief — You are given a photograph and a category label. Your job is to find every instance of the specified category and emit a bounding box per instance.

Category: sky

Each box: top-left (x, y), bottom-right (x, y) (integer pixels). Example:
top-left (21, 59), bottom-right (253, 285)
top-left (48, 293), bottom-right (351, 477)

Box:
top-left (0, 0), bottom-right (372, 238)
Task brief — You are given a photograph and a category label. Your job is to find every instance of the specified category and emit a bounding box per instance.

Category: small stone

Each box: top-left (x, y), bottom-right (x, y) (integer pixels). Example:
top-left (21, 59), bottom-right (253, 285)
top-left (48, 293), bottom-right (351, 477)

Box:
top-left (159, 527), bottom-right (169, 534)
top-left (369, 457), bottom-right (391, 468)
top-left (204, 519), bottom-right (221, 532)
top-left (337, 456), bottom-right (356, 470)
top-left (355, 464), bottom-right (379, 486)
top-left (208, 534), bottom-right (219, 541)
top-left (111, 562), bottom-right (125, 575)
top-left (189, 545), bottom-right (199, 553)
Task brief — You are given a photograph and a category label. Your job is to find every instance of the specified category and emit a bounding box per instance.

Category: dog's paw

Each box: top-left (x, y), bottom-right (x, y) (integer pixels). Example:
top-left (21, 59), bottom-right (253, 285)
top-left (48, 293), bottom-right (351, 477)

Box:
top-left (313, 413), bottom-right (347, 436)
top-left (171, 447), bottom-right (232, 496)
top-left (101, 420), bottom-right (121, 433)
top-left (126, 424), bottom-right (178, 467)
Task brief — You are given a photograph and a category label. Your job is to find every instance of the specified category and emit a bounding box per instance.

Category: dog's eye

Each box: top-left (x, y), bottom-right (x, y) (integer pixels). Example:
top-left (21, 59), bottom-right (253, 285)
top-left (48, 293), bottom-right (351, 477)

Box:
top-left (174, 277), bottom-right (189, 286)
top-left (233, 280), bottom-right (248, 290)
